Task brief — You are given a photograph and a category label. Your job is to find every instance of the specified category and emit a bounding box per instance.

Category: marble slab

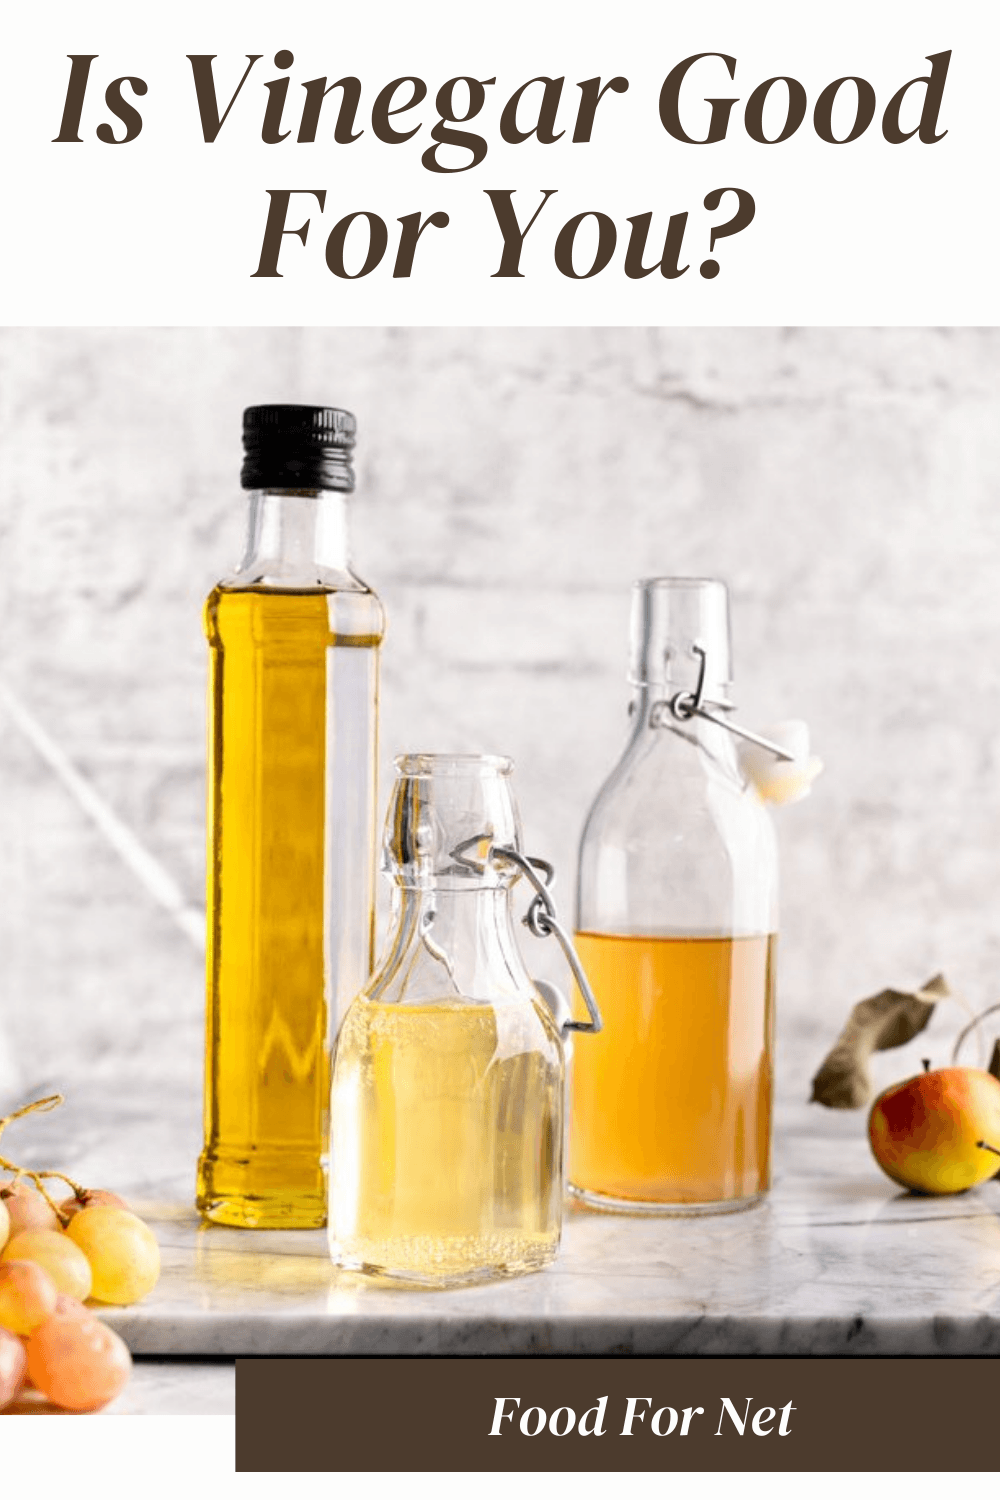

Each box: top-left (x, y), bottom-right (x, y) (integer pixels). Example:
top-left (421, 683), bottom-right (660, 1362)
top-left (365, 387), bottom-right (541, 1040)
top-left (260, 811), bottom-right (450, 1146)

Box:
top-left (8, 1359), bottom-right (235, 1416)
top-left (84, 1097), bottom-right (1000, 1358)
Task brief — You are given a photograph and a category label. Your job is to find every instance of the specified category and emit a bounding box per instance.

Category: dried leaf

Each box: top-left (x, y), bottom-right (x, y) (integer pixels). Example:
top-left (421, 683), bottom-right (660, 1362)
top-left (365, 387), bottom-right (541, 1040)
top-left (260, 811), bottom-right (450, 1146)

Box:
top-left (810, 974), bottom-right (948, 1109)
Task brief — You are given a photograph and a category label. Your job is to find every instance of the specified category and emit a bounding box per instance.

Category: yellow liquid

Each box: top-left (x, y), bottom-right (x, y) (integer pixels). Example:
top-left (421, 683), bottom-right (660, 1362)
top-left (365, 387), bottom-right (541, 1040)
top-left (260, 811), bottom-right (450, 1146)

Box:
top-left (330, 998), bottom-right (564, 1284)
top-left (197, 585), bottom-right (379, 1228)
top-left (569, 932), bottom-right (776, 1210)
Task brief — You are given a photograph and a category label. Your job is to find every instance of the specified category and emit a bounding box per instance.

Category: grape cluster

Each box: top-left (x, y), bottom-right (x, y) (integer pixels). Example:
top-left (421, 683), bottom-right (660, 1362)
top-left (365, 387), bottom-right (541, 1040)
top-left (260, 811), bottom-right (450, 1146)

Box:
top-left (0, 1097), bottom-right (162, 1414)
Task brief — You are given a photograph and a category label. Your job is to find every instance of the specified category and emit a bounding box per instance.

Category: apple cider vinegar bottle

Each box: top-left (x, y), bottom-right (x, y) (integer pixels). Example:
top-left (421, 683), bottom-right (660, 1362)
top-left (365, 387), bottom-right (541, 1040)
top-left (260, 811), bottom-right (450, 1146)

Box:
top-left (570, 579), bottom-right (778, 1215)
top-left (197, 406), bottom-right (384, 1229)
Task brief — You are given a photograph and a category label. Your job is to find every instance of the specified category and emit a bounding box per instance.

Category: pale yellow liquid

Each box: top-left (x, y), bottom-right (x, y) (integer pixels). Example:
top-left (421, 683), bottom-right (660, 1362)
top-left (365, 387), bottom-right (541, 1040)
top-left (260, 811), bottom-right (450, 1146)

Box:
top-left (197, 586), bottom-right (378, 1229)
top-left (569, 933), bottom-right (776, 1210)
top-left (330, 997), bottom-right (563, 1284)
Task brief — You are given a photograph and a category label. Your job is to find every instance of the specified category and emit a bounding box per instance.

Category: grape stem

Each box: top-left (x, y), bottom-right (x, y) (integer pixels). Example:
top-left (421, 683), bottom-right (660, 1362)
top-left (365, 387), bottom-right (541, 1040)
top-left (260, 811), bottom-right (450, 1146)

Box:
top-left (0, 1094), bottom-right (88, 1226)
top-left (0, 1094), bottom-right (63, 1143)
top-left (951, 1002), bottom-right (1000, 1065)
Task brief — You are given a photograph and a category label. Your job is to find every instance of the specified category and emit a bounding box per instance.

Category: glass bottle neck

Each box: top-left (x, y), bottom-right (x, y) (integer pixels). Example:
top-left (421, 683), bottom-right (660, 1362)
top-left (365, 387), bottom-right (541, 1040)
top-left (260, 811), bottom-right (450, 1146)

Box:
top-left (628, 684), bottom-right (743, 779)
top-left (231, 489), bottom-right (352, 588)
top-left (630, 578), bottom-right (732, 702)
top-left (369, 886), bottom-right (537, 1007)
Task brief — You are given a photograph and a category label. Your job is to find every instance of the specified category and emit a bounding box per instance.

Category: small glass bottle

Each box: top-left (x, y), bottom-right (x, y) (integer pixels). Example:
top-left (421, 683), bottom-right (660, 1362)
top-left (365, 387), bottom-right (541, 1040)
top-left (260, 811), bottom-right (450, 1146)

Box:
top-left (197, 406), bottom-right (384, 1229)
top-left (570, 578), bottom-right (778, 1215)
top-left (329, 754), bottom-right (565, 1286)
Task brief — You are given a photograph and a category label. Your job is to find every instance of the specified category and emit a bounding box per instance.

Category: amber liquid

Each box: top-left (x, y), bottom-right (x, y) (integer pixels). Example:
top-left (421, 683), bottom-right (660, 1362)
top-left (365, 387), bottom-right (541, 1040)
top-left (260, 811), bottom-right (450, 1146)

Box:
top-left (569, 932), bottom-right (776, 1211)
top-left (197, 586), bottom-right (379, 1228)
top-left (329, 998), bottom-right (563, 1284)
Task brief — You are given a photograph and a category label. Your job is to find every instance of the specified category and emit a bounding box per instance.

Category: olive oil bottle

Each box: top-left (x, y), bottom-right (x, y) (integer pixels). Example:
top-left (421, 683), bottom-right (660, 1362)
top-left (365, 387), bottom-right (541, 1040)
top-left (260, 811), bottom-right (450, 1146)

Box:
top-left (197, 406), bottom-right (384, 1228)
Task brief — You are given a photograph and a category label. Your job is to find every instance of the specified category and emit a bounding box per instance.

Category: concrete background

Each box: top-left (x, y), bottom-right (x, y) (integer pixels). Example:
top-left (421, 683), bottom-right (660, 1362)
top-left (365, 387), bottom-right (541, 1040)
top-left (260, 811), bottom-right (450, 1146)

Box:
top-left (1, 326), bottom-right (998, 1168)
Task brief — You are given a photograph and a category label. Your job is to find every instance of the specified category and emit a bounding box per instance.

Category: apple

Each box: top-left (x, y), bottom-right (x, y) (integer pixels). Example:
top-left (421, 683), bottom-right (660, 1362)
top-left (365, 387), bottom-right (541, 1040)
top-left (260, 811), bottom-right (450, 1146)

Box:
top-left (868, 1064), bottom-right (1000, 1194)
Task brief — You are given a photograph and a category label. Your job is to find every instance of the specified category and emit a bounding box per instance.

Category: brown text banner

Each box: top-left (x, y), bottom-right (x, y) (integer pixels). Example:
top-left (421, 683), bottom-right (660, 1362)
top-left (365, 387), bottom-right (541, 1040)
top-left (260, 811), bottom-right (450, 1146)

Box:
top-left (236, 1356), bottom-right (998, 1471)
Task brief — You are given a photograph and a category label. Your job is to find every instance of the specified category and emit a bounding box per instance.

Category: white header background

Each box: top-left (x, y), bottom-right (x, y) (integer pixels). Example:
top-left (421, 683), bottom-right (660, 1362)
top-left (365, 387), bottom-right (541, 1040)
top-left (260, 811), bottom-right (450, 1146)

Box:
top-left (2, 0), bottom-right (997, 325)
top-left (2, 0), bottom-right (999, 1486)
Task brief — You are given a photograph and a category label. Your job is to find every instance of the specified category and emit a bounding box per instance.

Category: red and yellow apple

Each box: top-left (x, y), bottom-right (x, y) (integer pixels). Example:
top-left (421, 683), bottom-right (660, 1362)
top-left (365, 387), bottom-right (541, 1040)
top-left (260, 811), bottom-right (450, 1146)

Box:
top-left (868, 1066), bottom-right (1000, 1194)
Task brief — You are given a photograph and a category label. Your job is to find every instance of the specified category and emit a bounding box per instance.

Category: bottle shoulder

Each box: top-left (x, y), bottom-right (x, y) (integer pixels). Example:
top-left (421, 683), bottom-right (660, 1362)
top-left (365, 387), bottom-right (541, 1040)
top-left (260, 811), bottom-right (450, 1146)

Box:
top-left (213, 561), bottom-right (380, 598)
top-left (582, 725), bottom-right (772, 837)
top-left (576, 724), bottom-right (778, 936)
top-left (204, 579), bottom-right (385, 648)
top-left (335, 992), bottom-right (564, 1070)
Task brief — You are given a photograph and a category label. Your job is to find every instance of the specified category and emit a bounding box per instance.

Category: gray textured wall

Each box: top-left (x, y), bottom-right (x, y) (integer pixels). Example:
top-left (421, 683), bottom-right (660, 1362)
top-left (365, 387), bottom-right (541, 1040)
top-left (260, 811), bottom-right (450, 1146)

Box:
top-left (1, 327), bottom-right (998, 1140)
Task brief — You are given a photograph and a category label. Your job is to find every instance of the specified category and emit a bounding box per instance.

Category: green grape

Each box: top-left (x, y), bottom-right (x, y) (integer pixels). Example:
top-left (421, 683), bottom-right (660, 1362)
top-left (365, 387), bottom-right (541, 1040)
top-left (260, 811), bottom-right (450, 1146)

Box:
top-left (57, 1189), bottom-right (127, 1223)
top-left (53, 1293), bottom-right (91, 1318)
top-left (0, 1183), bottom-right (58, 1236)
top-left (0, 1259), bottom-right (58, 1335)
top-left (0, 1229), bottom-right (92, 1302)
top-left (0, 1325), bottom-right (27, 1410)
top-left (26, 1309), bottom-right (131, 1412)
top-left (66, 1207), bottom-right (160, 1305)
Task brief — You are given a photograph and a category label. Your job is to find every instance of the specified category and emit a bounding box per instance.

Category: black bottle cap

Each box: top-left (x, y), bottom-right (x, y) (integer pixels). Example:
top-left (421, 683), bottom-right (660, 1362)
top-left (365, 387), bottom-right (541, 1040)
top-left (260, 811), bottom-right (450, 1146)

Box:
top-left (241, 405), bottom-right (356, 492)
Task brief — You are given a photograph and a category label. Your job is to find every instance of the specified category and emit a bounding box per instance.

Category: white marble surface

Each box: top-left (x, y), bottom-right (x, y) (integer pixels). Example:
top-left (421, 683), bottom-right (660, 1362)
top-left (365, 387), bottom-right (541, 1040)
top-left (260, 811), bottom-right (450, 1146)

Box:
top-left (8, 1359), bottom-right (234, 1416)
top-left (38, 1089), bottom-right (1000, 1360)
top-left (3, 941), bottom-right (996, 1376)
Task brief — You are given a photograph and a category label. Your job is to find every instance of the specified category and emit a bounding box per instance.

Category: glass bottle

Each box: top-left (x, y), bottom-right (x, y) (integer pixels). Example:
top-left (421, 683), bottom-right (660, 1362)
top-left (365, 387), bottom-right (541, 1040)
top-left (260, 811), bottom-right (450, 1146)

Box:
top-left (197, 405), bottom-right (384, 1229)
top-left (329, 754), bottom-right (565, 1286)
top-left (570, 578), bottom-right (778, 1214)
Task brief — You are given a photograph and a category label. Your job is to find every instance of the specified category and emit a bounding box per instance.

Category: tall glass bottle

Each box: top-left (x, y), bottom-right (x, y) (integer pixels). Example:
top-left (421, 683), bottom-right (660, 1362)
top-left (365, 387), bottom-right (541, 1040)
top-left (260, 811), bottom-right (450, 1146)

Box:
top-left (329, 754), bottom-right (565, 1286)
top-left (197, 405), bottom-right (384, 1229)
top-left (570, 578), bottom-right (778, 1214)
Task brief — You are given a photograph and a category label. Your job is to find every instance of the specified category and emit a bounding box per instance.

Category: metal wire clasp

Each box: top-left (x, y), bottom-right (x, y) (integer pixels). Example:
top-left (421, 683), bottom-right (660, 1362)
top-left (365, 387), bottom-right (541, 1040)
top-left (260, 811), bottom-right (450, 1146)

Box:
top-left (491, 846), bottom-right (603, 1037)
top-left (652, 643), bottom-right (795, 763)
